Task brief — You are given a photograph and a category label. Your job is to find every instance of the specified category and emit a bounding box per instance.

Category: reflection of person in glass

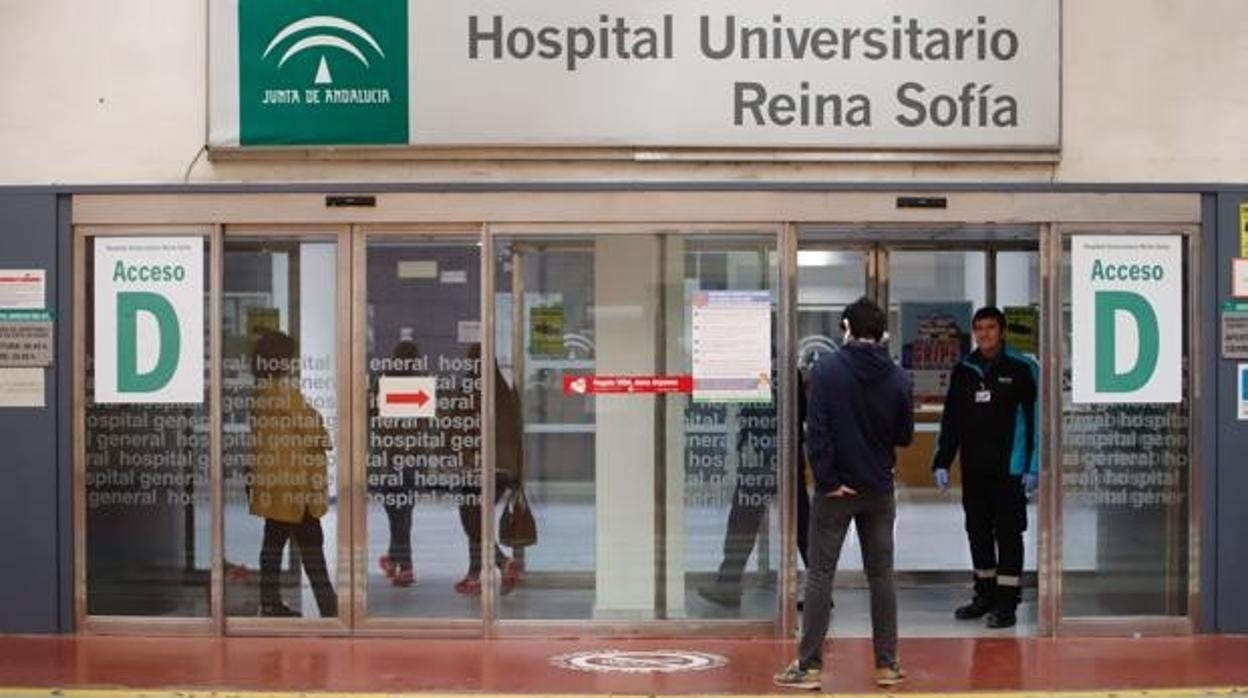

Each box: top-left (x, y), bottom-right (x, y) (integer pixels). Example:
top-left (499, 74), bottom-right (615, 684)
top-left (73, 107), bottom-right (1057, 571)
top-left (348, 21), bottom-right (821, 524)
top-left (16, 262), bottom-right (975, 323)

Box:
top-left (452, 343), bottom-right (522, 595)
top-left (697, 370), bottom-right (810, 609)
top-left (249, 331), bottom-right (337, 618)
top-left (375, 339), bottom-right (422, 588)
top-left (932, 305), bottom-right (1038, 629)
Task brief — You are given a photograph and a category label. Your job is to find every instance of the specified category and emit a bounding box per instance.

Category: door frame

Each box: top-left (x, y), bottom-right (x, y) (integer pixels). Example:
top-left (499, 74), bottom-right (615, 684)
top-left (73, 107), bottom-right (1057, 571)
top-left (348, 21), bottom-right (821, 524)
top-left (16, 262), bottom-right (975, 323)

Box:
top-left (70, 191), bottom-right (1202, 638)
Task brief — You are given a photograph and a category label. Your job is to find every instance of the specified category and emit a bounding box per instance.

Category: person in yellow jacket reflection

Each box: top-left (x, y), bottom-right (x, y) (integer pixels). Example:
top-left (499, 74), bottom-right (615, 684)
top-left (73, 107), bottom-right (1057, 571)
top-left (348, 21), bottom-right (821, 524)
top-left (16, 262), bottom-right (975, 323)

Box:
top-left (249, 331), bottom-right (337, 618)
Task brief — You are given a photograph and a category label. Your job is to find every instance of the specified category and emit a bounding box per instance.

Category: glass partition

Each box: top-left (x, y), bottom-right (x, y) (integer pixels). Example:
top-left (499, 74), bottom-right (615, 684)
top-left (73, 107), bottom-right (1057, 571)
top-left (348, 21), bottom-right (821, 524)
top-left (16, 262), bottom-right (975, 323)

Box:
top-left (361, 236), bottom-right (484, 620)
top-left (83, 235), bottom-right (212, 617)
top-left (491, 231), bottom-right (780, 622)
top-left (221, 234), bottom-right (343, 622)
top-left (1058, 232), bottom-right (1193, 620)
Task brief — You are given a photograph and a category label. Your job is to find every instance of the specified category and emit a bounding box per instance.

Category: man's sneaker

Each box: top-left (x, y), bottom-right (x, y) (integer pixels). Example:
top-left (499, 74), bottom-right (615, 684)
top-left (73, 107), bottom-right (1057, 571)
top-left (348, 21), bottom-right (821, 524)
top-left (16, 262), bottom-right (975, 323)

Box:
top-left (773, 661), bottom-right (821, 690)
top-left (954, 595), bottom-right (993, 620)
top-left (985, 609), bottom-right (1017, 629)
top-left (874, 664), bottom-right (906, 687)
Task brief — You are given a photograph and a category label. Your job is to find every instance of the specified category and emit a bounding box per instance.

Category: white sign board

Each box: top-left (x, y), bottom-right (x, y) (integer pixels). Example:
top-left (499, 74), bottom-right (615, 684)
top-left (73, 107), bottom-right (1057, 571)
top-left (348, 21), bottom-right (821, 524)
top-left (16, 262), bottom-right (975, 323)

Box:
top-left (378, 375), bottom-right (437, 418)
top-left (691, 290), bottom-right (771, 403)
top-left (0, 270), bottom-right (45, 309)
top-left (93, 238), bottom-right (204, 404)
top-left (1071, 236), bottom-right (1181, 404)
top-left (1239, 364), bottom-right (1248, 421)
top-left (1234, 258), bottom-right (1248, 298)
top-left (209, 0), bottom-right (1059, 150)
top-left (0, 368), bottom-right (44, 407)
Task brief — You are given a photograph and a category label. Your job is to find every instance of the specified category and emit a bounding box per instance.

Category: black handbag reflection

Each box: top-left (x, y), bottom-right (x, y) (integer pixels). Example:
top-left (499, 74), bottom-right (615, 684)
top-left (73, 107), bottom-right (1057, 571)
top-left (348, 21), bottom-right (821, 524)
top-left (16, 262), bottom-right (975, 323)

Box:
top-left (496, 367), bottom-right (536, 548)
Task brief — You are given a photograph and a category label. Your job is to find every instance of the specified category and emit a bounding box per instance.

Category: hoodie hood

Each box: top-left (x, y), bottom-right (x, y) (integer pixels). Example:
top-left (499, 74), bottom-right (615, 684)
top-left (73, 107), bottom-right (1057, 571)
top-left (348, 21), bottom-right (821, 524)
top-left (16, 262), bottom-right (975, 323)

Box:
top-left (838, 341), bottom-right (898, 383)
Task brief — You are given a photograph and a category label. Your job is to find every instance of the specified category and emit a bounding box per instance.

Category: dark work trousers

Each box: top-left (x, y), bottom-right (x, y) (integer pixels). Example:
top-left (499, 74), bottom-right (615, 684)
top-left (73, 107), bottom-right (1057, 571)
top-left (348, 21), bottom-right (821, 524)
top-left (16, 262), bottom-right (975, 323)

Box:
top-left (962, 472), bottom-right (1027, 603)
top-left (798, 490), bottom-right (898, 671)
top-left (259, 512), bottom-right (338, 617)
top-left (458, 471), bottom-right (515, 574)
top-left (384, 501), bottom-right (414, 570)
top-left (713, 457), bottom-right (811, 588)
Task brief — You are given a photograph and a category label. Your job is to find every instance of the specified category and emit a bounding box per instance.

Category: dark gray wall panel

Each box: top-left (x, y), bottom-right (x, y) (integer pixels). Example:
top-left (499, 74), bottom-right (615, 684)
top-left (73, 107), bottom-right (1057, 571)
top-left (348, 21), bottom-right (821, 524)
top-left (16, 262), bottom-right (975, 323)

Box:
top-left (0, 193), bottom-right (63, 633)
top-left (1215, 192), bottom-right (1248, 633)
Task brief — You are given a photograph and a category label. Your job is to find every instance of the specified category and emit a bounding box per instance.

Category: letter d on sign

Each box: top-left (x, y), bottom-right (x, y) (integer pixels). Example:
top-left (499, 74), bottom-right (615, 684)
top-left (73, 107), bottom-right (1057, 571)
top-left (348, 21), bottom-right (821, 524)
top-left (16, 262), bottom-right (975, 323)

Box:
top-left (116, 291), bottom-right (180, 393)
top-left (1094, 290), bottom-right (1159, 393)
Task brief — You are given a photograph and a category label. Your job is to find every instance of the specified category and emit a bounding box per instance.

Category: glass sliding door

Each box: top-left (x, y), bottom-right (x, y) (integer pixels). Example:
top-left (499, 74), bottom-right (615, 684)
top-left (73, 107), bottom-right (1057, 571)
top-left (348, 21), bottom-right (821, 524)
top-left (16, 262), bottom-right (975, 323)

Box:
top-left (355, 232), bottom-right (486, 625)
top-left (488, 228), bottom-right (781, 627)
top-left (78, 229), bottom-right (214, 627)
top-left (221, 229), bottom-right (348, 629)
top-left (795, 227), bottom-right (1043, 638)
top-left (1055, 227), bottom-right (1197, 632)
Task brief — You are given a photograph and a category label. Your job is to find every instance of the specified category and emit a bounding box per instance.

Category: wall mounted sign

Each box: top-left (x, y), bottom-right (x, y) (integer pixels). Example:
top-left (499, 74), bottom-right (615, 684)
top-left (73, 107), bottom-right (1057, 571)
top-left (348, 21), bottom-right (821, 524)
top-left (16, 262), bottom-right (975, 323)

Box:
top-left (1239, 364), bottom-right (1248, 421)
top-left (1240, 203), bottom-right (1248, 258)
top-left (0, 310), bottom-right (53, 367)
top-left (563, 374), bottom-right (693, 395)
top-left (900, 301), bottom-right (971, 407)
top-left (93, 238), bottom-right (204, 404)
top-left (1222, 301), bottom-right (1248, 360)
top-left (0, 270), bottom-right (45, 309)
top-left (0, 368), bottom-right (44, 408)
top-left (209, 0), bottom-right (1060, 150)
top-left (1233, 258), bottom-right (1248, 298)
top-left (1071, 236), bottom-right (1181, 404)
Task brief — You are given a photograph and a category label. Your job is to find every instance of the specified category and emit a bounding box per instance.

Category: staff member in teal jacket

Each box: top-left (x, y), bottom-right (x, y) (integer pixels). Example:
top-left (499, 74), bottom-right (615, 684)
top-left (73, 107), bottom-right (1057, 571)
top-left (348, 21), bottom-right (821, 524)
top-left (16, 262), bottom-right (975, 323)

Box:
top-left (932, 305), bottom-right (1038, 629)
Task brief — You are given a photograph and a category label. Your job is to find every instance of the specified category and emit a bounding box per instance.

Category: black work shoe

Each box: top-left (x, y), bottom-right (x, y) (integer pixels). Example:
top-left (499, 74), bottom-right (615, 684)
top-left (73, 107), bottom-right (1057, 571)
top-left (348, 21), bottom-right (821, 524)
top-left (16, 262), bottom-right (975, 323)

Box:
top-left (955, 596), bottom-right (993, 620)
top-left (985, 609), bottom-right (1017, 628)
top-left (259, 602), bottom-right (301, 618)
top-left (697, 584), bottom-right (742, 608)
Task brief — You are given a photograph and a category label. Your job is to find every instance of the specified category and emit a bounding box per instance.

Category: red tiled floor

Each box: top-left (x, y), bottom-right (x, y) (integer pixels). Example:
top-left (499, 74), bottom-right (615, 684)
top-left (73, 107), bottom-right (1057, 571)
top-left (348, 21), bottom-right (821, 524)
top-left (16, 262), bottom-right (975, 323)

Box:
top-left (0, 635), bottom-right (1246, 694)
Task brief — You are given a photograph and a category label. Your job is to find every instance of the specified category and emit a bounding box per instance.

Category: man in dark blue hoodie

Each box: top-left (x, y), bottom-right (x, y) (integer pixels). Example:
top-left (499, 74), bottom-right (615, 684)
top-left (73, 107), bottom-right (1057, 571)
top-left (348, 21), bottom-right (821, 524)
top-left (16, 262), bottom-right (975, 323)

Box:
top-left (775, 297), bottom-right (914, 691)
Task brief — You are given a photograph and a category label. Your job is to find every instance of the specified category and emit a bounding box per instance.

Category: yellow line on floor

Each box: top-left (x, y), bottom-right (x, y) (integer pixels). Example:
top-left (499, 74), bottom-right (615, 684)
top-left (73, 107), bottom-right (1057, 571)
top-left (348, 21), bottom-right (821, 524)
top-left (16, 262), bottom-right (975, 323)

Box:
top-left (0, 688), bottom-right (1244, 698)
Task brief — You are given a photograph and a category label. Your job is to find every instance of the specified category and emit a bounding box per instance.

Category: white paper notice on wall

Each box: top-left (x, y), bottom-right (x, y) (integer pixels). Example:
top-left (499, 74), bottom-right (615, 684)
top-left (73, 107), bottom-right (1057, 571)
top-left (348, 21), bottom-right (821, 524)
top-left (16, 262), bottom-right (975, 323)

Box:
top-left (0, 270), bottom-right (45, 309)
top-left (1239, 364), bottom-right (1248, 421)
top-left (378, 376), bottom-right (437, 418)
top-left (441, 270), bottom-right (467, 284)
top-left (1233, 259), bottom-right (1248, 298)
top-left (0, 367), bottom-right (44, 407)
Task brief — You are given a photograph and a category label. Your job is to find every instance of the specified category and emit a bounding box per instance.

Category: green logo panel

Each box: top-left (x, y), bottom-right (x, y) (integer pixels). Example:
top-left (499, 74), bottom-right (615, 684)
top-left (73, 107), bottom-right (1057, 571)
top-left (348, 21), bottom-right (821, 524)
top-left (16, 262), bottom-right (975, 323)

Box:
top-left (239, 0), bottom-right (408, 145)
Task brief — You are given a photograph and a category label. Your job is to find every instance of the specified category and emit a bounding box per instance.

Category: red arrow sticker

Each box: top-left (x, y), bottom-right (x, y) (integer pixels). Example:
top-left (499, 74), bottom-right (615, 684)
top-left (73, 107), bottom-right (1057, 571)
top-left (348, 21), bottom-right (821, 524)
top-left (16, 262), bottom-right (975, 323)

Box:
top-left (385, 391), bottom-right (429, 406)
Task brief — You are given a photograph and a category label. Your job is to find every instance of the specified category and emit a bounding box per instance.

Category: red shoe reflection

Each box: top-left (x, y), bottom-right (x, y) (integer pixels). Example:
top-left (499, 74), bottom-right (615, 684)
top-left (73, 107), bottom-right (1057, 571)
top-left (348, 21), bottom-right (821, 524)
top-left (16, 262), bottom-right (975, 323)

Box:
top-left (500, 560), bottom-right (521, 596)
top-left (392, 567), bottom-right (416, 587)
top-left (454, 576), bottom-right (482, 595)
top-left (378, 555), bottom-right (396, 579)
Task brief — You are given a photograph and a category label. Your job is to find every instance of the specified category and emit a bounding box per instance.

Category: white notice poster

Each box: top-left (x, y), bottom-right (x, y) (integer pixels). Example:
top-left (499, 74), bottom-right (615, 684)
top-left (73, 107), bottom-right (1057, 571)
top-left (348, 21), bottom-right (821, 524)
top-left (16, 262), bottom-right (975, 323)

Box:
top-left (0, 270), bottom-right (45, 309)
top-left (1071, 236), bottom-right (1181, 404)
top-left (0, 368), bottom-right (44, 407)
top-left (93, 238), bottom-right (204, 404)
top-left (691, 290), bottom-right (772, 402)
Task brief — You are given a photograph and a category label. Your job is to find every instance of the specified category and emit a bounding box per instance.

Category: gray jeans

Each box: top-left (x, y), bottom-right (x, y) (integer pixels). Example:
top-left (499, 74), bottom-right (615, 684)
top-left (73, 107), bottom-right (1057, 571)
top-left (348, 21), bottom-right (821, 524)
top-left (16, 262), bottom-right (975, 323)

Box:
top-left (798, 489), bottom-right (898, 670)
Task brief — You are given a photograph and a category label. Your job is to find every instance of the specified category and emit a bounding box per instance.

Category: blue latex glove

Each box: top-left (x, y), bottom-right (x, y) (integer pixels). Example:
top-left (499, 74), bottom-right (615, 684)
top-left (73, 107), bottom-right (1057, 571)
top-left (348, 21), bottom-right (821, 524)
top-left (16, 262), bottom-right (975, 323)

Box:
top-left (934, 468), bottom-right (950, 493)
top-left (1022, 472), bottom-right (1039, 498)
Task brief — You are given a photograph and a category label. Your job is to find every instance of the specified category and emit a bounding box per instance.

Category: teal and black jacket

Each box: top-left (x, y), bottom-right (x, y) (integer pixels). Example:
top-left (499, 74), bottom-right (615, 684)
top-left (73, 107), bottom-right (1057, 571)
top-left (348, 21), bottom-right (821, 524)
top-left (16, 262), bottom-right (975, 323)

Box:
top-left (931, 347), bottom-right (1039, 477)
